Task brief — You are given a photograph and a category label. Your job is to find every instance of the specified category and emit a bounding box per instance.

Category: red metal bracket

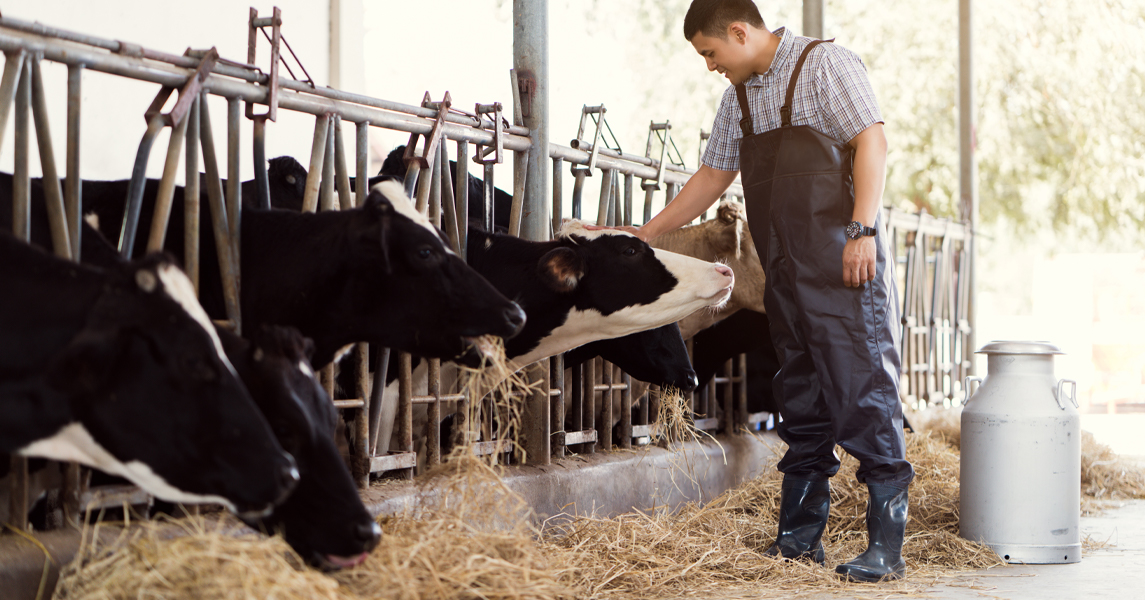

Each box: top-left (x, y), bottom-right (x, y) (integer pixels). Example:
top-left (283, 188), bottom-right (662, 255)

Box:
top-left (246, 6), bottom-right (281, 122)
top-left (143, 47), bottom-right (218, 128)
top-left (403, 91), bottom-right (452, 169)
top-left (473, 102), bottom-right (503, 165)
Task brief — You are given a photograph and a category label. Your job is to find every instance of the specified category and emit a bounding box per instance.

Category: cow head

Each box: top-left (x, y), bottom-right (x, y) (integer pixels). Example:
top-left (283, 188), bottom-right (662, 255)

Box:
top-left (505, 222), bottom-right (733, 365)
top-left (221, 326), bottom-right (380, 570)
top-left (265, 155), bottom-right (308, 212)
top-left (564, 321), bottom-right (698, 391)
top-left (349, 182), bottom-right (525, 366)
top-left (27, 256), bottom-right (298, 518)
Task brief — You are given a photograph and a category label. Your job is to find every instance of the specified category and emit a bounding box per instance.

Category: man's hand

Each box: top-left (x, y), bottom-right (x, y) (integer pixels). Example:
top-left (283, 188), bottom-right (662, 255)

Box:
top-left (843, 237), bottom-right (876, 287)
top-left (584, 224), bottom-right (650, 242)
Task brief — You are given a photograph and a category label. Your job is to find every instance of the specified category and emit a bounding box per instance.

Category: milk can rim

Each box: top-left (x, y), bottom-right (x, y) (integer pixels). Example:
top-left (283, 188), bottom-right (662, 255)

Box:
top-left (976, 340), bottom-right (1064, 355)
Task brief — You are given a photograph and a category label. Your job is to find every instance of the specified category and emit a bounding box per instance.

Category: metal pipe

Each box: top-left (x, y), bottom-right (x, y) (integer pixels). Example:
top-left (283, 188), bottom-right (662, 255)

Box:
top-left (0, 49), bottom-right (26, 162)
top-left (456, 141), bottom-right (469, 260)
top-left (368, 347), bottom-right (391, 456)
top-left (803, 0), bottom-right (824, 39)
top-left (572, 138), bottom-right (696, 177)
top-left (355, 120), bottom-right (368, 207)
top-left (642, 183), bottom-right (655, 224)
top-left (398, 352), bottom-right (413, 478)
top-left (595, 168), bottom-right (613, 226)
top-left (251, 116), bottom-right (270, 209)
top-left (429, 144), bottom-right (441, 226)
top-left (571, 166), bottom-right (586, 220)
top-left (959, 0), bottom-right (978, 377)
top-left (438, 142), bottom-right (460, 253)
top-left (353, 343), bottom-right (370, 487)
top-left (30, 57), bottom-right (71, 259)
top-left (226, 97), bottom-right (241, 245)
top-left (415, 145), bottom-right (434, 215)
top-left (550, 354), bottom-right (565, 459)
top-left (65, 64), bottom-right (82, 259)
top-left (623, 173), bottom-right (633, 226)
top-left (147, 107), bottom-right (189, 252)
top-left (513, 0), bottom-right (550, 241)
top-left (333, 116), bottom-right (354, 211)
top-left (550, 144), bottom-right (743, 197)
top-left (551, 157), bottom-right (562, 237)
top-left (481, 157), bottom-right (494, 232)
top-left (302, 114), bottom-right (330, 213)
top-left (320, 118), bottom-right (336, 212)
top-left (11, 54), bottom-right (28, 240)
top-left (428, 358), bottom-right (441, 466)
top-left (198, 93), bottom-right (242, 333)
top-left (524, 358), bottom-right (551, 465)
top-left (509, 148), bottom-right (528, 237)
top-left (119, 114), bottom-right (165, 258)
top-left (184, 97), bottom-right (201, 293)
top-left (599, 360), bottom-right (613, 450)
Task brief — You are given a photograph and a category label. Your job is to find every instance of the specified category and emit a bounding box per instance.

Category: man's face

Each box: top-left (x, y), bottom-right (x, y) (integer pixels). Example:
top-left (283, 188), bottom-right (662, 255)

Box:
top-left (691, 27), bottom-right (752, 85)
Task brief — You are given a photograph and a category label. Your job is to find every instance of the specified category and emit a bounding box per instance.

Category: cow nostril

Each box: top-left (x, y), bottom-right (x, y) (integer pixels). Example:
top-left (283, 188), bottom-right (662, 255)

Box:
top-left (683, 372), bottom-right (699, 392)
top-left (504, 304), bottom-right (527, 335)
top-left (715, 264), bottom-right (734, 279)
top-left (279, 455), bottom-right (300, 494)
top-left (358, 521), bottom-right (382, 549)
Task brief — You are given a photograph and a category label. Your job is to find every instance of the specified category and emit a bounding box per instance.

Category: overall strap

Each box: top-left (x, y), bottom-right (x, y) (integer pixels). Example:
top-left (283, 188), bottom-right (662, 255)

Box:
top-left (735, 83), bottom-right (753, 138)
top-left (780, 38), bottom-right (833, 127)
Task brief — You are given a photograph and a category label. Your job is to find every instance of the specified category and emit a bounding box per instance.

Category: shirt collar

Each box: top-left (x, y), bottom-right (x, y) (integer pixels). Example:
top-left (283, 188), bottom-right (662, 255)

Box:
top-left (745, 26), bottom-right (792, 87)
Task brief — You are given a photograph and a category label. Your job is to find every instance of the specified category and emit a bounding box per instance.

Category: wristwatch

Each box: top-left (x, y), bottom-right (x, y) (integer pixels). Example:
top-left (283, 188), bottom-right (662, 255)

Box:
top-left (845, 220), bottom-right (877, 240)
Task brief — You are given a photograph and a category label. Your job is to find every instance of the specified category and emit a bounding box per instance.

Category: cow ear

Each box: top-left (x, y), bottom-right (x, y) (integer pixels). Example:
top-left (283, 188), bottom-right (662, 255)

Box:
top-left (538, 247), bottom-right (584, 293)
top-left (45, 328), bottom-right (125, 396)
top-left (717, 200), bottom-right (743, 224)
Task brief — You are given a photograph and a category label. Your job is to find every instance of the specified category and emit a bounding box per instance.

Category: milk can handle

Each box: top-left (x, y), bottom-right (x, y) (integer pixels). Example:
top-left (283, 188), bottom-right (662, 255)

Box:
top-left (1055, 379), bottom-right (1078, 410)
top-left (963, 376), bottom-right (983, 402)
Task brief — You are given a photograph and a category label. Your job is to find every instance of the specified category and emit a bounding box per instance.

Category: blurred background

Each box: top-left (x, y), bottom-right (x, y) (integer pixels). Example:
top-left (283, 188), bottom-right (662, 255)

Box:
top-left (2, 0), bottom-right (1142, 454)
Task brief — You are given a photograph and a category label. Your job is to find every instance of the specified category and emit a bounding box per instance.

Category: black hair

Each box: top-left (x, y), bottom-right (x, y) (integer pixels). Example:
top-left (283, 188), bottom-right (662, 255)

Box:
top-left (683, 0), bottom-right (766, 41)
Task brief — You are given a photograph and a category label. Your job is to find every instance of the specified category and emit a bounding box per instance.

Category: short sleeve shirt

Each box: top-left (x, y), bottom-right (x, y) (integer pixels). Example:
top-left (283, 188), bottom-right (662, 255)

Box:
top-left (702, 27), bottom-right (884, 173)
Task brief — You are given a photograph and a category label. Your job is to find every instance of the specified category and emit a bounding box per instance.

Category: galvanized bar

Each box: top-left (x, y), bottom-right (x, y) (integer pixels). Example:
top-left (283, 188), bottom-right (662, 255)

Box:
top-left (30, 57), bottom-right (72, 259)
top-left (513, 0), bottom-right (550, 241)
top-left (301, 113), bottom-right (330, 213)
top-left (368, 347), bottom-right (391, 455)
top-left (595, 168), bottom-right (613, 226)
top-left (147, 105), bottom-right (189, 252)
top-left (428, 358), bottom-right (441, 466)
top-left (11, 53), bottom-right (29, 240)
top-left (0, 49), bottom-right (26, 161)
top-left (198, 93), bottom-right (241, 333)
top-left (438, 142), bottom-right (460, 253)
top-left (598, 360), bottom-right (613, 450)
top-left (551, 157), bottom-right (563, 236)
top-left (352, 343), bottom-right (370, 487)
top-left (523, 358), bottom-right (551, 465)
top-left (737, 353), bottom-right (748, 429)
top-left (611, 170), bottom-right (623, 226)
top-left (119, 114), bottom-right (165, 257)
top-left (481, 157), bottom-right (494, 231)
top-left (642, 182), bottom-right (656, 224)
top-left (455, 140), bottom-right (469, 260)
top-left (619, 372), bottom-right (632, 448)
top-left (571, 166), bottom-right (587, 220)
top-left (582, 357), bottom-right (596, 454)
top-left (572, 138), bottom-right (695, 176)
top-left (251, 116), bottom-right (271, 209)
top-left (429, 143), bottom-right (441, 227)
top-left (509, 148), bottom-right (529, 237)
top-left (226, 97), bottom-right (241, 243)
top-left (721, 358), bottom-right (734, 432)
top-left (959, 0), bottom-right (978, 377)
top-left (803, 0), bottom-right (824, 39)
top-left (321, 364), bottom-right (335, 402)
top-left (623, 172), bottom-right (633, 226)
top-left (414, 143), bottom-right (435, 215)
top-left (184, 97), bottom-right (201, 292)
top-left (65, 64), bottom-right (82, 259)
top-left (320, 119), bottom-right (336, 212)
top-left (397, 352), bottom-right (413, 478)
top-left (355, 121), bottom-right (368, 206)
top-left (569, 361), bottom-right (583, 435)
top-left (550, 354), bottom-right (565, 459)
top-left (333, 116), bottom-right (354, 210)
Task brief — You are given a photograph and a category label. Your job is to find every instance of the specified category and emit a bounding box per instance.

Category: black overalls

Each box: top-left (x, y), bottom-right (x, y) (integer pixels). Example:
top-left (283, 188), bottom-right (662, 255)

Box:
top-left (737, 40), bottom-right (913, 488)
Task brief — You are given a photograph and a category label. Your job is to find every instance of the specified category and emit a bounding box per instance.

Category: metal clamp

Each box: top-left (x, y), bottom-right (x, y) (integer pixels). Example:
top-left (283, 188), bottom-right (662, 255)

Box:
top-left (962, 376), bottom-right (983, 404)
top-left (643, 120), bottom-right (685, 192)
top-left (574, 104), bottom-right (622, 173)
top-left (403, 91), bottom-right (452, 169)
top-left (245, 7), bottom-right (281, 122)
top-left (1055, 379), bottom-right (1078, 410)
top-left (473, 102), bottom-right (504, 165)
top-left (143, 47), bottom-right (218, 128)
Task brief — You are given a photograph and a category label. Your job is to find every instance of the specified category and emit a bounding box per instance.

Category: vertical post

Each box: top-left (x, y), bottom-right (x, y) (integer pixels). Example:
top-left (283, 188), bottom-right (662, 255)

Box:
top-left (428, 358), bottom-right (441, 466)
top-left (550, 354), bottom-right (565, 459)
top-left (251, 117), bottom-right (271, 209)
top-left (514, 0), bottom-right (550, 242)
top-left (226, 98), bottom-right (242, 248)
top-left (198, 95), bottom-right (241, 333)
top-left (12, 54), bottom-right (30, 241)
top-left (65, 64), bottom-right (83, 260)
top-left (803, 0), bottom-right (824, 39)
top-left (0, 49), bottom-right (27, 162)
top-left (551, 157), bottom-right (563, 236)
top-left (623, 173), bottom-right (634, 226)
top-left (353, 342), bottom-right (370, 487)
top-left (523, 359), bottom-right (551, 465)
top-left (147, 106), bottom-right (190, 253)
top-left (302, 114), bottom-right (330, 213)
top-left (185, 96), bottom-right (201, 293)
top-left (333, 116), bottom-right (354, 211)
top-left (30, 58), bottom-right (71, 260)
top-left (959, 0), bottom-right (978, 375)
top-left (456, 140), bottom-right (469, 260)
top-left (595, 168), bottom-right (613, 226)
top-left (319, 118), bottom-right (337, 212)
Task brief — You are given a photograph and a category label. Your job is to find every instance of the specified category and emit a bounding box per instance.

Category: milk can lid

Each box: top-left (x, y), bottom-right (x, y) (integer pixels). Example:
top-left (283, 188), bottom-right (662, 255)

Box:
top-left (976, 340), bottom-right (1064, 355)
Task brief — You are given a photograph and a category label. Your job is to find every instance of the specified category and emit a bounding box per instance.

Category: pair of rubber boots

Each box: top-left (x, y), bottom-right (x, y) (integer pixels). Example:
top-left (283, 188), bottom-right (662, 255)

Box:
top-left (763, 475), bottom-right (908, 582)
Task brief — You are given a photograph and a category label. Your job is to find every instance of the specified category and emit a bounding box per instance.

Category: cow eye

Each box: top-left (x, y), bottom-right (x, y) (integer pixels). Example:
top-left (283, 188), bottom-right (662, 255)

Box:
top-left (623, 247), bottom-right (637, 257)
top-left (418, 247), bottom-right (434, 259)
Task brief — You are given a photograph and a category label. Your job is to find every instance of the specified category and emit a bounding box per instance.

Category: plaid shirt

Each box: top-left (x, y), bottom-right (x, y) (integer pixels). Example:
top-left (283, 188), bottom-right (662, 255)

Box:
top-left (702, 27), bottom-right (883, 172)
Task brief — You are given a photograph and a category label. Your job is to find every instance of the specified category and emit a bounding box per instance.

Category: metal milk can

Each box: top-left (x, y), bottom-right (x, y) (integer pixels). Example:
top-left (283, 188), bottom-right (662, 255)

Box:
top-left (959, 341), bottom-right (1080, 564)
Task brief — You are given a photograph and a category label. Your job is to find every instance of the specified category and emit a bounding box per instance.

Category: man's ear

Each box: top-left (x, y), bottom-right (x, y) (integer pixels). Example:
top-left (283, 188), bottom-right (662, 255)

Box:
top-left (538, 247), bottom-right (585, 293)
top-left (44, 328), bottom-right (125, 396)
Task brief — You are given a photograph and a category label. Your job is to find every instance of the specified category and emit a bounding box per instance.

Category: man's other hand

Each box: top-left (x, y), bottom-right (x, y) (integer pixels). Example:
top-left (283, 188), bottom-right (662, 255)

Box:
top-left (843, 237), bottom-right (876, 287)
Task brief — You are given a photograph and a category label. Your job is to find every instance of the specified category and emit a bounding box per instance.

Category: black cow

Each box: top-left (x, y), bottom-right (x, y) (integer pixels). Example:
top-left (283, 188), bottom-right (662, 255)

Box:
top-left (563, 322), bottom-right (698, 392)
top-left (379, 145), bottom-right (512, 230)
top-left (40, 176), bottom-right (525, 368)
top-left (221, 325), bottom-right (380, 569)
top-left (0, 232), bottom-right (298, 517)
top-left (689, 309), bottom-right (779, 415)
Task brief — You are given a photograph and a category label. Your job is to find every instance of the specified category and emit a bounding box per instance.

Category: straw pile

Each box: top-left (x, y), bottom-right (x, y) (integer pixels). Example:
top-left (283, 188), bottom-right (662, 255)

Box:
top-left (456, 335), bottom-right (542, 464)
top-left (54, 430), bottom-right (1002, 600)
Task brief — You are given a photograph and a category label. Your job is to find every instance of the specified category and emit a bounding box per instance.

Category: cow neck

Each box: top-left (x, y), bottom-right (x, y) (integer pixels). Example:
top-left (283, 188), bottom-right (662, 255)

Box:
top-left (650, 223), bottom-right (722, 263)
top-left (465, 228), bottom-right (577, 361)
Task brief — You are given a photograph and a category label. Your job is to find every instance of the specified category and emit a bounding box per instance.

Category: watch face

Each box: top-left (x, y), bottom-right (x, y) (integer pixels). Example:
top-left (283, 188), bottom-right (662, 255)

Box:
top-left (846, 221), bottom-right (861, 240)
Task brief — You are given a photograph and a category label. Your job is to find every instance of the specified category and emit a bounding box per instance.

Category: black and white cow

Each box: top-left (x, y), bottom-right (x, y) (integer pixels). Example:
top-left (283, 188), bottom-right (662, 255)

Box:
top-left (0, 232), bottom-right (298, 517)
top-left (562, 322), bottom-right (697, 392)
top-left (58, 177), bottom-right (525, 368)
top-left (379, 145), bottom-right (512, 229)
top-left (220, 325), bottom-right (380, 569)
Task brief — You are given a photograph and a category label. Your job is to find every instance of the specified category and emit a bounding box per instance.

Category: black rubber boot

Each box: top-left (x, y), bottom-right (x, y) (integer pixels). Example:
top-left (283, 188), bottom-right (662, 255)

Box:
top-left (836, 483), bottom-right (908, 582)
top-left (763, 476), bottom-right (831, 565)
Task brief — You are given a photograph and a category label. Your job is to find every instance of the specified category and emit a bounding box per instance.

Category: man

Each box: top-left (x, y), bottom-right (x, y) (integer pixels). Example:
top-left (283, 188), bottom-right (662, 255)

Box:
top-left (604, 0), bottom-right (914, 583)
